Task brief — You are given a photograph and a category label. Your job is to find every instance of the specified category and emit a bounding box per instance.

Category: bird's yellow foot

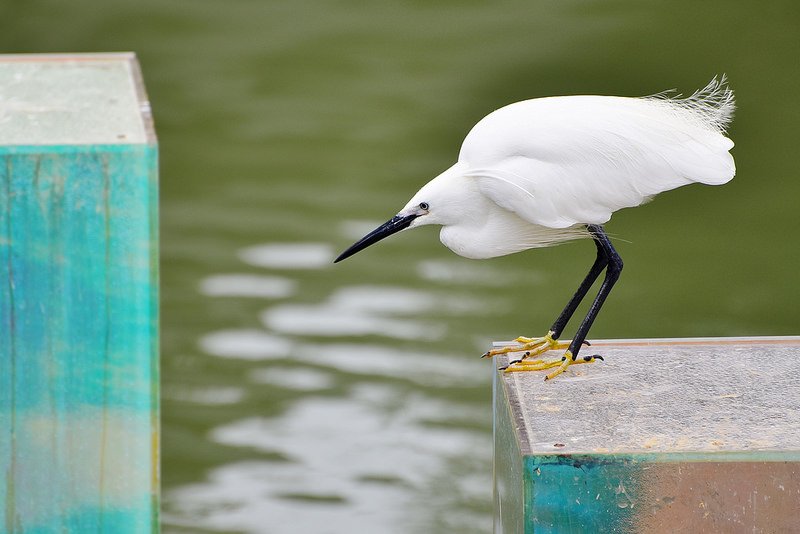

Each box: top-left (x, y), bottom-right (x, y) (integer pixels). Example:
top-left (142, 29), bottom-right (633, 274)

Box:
top-left (482, 331), bottom-right (568, 360)
top-left (502, 351), bottom-right (603, 380)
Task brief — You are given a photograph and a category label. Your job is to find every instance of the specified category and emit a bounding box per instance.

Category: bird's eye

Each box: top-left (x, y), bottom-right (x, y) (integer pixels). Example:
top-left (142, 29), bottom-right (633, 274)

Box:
top-left (418, 202), bottom-right (429, 210)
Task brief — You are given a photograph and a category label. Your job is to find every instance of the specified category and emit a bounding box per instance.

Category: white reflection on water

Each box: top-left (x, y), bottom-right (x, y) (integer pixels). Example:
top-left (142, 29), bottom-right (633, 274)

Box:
top-left (249, 367), bottom-right (336, 391)
top-left (199, 329), bottom-right (293, 360)
top-left (296, 343), bottom-right (487, 387)
top-left (238, 242), bottom-right (335, 269)
top-left (338, 219), bottom-right (384, 240)
top-left (330, 285), bottom-right (489, 315)
top-left (262, 303), bottom-right (444, 340)
top-left (331, 285), bottom-right (437, 313)
top-left (163, 386), bottom-right (246, 406)
top-left (199, 273), bottom-right (297, 298)
top-left (178, 246), bottom-right (497, 532)
top-left (262, 285), bottom-right (489, 341)
top-left (166, 384), bottom-right (491, 534)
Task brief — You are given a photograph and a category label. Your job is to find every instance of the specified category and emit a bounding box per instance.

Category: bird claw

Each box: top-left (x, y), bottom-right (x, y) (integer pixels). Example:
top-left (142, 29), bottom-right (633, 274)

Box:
top-left (483, 331), bottom-right (567, 359)
top-left (504, 351), bottom-right (605, 380)
top-left (486, 332), bottom-right (603, 380)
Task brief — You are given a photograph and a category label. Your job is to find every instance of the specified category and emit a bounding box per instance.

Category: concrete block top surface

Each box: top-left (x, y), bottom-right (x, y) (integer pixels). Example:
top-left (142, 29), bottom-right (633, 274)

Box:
top-left (0, 52), bottom-right (154, 146)
top-left (496, 336), bottom-right (800, 457)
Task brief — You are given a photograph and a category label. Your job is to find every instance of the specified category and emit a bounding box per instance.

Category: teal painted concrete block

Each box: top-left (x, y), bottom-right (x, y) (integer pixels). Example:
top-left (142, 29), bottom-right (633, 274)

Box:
top-left (493, 337), bottom-right (800, 533)
top-left (0, 54), bottom-right (158, 533)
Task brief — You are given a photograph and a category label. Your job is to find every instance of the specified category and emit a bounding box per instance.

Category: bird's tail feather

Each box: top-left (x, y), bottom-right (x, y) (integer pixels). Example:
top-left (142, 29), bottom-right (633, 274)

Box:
top-left (646, 75), bottom-right (735, 135)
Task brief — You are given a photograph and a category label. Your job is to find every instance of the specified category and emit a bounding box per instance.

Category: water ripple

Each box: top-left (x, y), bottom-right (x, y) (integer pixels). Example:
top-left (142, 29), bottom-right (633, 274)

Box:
top-left (260, 284), bottom-right (492, 341)
top-left (262, 304), bottom-right (444, 340)
top-left (295, 343), bottom-right (488, 386)
top-left (199, 273), bottom-right (297, 298)
top-left (166, 385), bottom-right (490, 533)
top-left (330, 285), bottom-right (436, 314)
top-left (338, 219), bottom-right (385, 240)
top-left (164, 386), bottom-right (246, 406)
top-left (199, 329), bottom-right (293, 360)
top-left (249, 367), bottom-right (336, 391)
top-left (238, 242), bottom-right (335, 270)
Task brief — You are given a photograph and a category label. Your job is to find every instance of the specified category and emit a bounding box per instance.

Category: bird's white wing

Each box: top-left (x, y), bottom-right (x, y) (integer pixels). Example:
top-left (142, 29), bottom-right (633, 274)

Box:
top-left (459, 81), bottom-right (735, 228)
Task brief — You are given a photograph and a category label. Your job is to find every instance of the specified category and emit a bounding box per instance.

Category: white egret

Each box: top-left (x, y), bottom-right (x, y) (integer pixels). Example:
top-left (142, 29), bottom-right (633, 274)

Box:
top-left (335, 77), bottom-right (735, 380)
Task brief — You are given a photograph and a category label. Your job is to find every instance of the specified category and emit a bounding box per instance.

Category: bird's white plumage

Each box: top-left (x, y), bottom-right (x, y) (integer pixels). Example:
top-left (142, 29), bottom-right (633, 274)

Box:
top-left (401, 78), bottom-right (735, 259)
top-left (335, 79), bottom-right (736, 378)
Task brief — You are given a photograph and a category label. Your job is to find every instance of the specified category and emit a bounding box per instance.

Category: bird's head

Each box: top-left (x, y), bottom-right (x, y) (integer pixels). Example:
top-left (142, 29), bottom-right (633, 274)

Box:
top-left (334, 165), bottom-right (465, 263)
top-left (332, 198), bottom-right (432, 264)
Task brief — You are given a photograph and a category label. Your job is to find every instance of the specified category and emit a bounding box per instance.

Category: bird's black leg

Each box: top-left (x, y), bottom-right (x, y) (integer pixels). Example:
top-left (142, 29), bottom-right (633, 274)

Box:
top-left (549, 234), bottom-right (608, 339)
top-left (564, 224), bottom-right (623, 362)
top-left (487, 224), bottom-right (621, 376)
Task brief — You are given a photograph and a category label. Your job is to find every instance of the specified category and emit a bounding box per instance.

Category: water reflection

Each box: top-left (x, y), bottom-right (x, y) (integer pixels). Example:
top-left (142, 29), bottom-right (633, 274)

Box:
top-left (339, 219), bottom-right (386, 240)
top-left (294, 343), bottom-right (486, 387)
top-left (163, 386), bottom-right (246, 406)
top-left (166, 384), bottom-right (490, 533)
top-left (200, 329), bottom-right (293, 360)
top-left (262, 301), bottom-right (445, 340)
top-left (170, 237), bottom-right (493, 533)
top-left (238, 242), bottom-right (335, 270)
top-left (249, 367), bottom-right (336, 391)
top-left (261, 284), bottom-right (492, 340)
top-left (199, 274), bottom-right (297, 299)
top-left (261, 285), bottom-right (448, 340)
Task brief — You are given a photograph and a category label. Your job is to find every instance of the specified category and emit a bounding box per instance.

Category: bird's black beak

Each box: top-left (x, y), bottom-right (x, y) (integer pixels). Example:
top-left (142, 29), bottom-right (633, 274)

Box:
top-left (334, 213), bottom-right (418, 263)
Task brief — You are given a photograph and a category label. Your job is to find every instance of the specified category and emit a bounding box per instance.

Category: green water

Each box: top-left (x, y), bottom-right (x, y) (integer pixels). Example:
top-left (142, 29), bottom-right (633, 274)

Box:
top-left (3, 1), bottom-right (799, 532)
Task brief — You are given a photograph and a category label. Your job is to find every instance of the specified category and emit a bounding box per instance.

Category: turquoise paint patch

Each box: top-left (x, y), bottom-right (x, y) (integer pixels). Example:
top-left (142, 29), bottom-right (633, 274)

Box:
top-left (10, 499), bottom-right (155, 534)
top-left (0, 143), bottom-right (158, 530)
top-left (524, 455), bottom-right (640, 534)
top-left (0, 145), bottom-right (157, 410)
